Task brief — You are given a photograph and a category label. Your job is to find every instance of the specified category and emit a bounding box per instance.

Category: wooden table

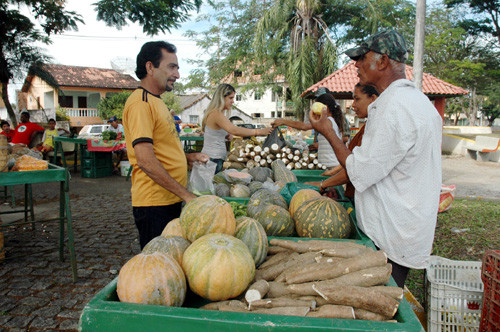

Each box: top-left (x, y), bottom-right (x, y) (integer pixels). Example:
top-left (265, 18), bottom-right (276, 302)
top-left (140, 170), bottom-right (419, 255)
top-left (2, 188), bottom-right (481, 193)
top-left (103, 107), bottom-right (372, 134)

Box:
top-left (0, 164), bottom-right (78, 281)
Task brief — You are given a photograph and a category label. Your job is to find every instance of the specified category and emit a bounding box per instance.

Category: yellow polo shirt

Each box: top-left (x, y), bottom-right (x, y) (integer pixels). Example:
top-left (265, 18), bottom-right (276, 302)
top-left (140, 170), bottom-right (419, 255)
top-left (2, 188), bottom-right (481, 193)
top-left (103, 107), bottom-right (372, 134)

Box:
top-left (123, 88), bottom-right (187, 207)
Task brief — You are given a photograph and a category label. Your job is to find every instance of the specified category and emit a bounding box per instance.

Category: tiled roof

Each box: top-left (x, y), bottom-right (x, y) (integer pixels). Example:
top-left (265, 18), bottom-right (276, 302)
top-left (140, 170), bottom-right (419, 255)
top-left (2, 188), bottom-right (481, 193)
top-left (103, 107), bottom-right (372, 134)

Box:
top-left (177, 93), bottom-right (209, 110)
top-left (23, 64), bottom-right (139, 91)
top-left (301, 61), bottom-right (469, 98)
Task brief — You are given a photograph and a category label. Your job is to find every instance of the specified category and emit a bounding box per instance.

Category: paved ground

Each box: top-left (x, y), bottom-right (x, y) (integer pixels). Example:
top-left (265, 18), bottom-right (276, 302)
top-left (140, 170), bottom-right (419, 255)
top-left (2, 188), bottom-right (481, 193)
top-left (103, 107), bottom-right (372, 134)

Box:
top-left (0, 155), bottom-right (499, 331)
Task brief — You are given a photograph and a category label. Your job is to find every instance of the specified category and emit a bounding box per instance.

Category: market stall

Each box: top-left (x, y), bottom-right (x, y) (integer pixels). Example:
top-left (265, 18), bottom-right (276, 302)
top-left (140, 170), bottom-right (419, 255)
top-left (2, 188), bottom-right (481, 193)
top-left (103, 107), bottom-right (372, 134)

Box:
top-left (0, 163), bottom-right (78, 282)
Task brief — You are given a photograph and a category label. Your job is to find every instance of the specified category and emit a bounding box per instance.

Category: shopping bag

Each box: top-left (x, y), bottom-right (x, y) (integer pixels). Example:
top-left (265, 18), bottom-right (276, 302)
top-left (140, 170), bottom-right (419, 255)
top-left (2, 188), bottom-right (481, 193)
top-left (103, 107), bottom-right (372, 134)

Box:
top-left (262, 127), bottom-right (286, 150)
top-left (188, 160), bottom-right (217, 196)
top-left (438, 184), bottom-right (456, 213)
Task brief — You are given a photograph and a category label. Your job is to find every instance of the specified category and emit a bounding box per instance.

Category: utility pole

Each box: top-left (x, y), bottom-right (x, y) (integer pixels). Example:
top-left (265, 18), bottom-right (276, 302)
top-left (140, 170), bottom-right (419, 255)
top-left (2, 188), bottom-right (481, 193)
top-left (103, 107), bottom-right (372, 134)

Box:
top-left (413, 0), bottom-right (426, 90)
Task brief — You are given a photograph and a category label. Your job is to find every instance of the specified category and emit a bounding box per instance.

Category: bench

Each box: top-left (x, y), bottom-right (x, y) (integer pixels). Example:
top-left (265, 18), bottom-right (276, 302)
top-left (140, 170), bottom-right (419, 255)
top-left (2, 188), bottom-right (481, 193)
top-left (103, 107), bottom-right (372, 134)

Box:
top-left (467, 135), bottom-right (500, 162)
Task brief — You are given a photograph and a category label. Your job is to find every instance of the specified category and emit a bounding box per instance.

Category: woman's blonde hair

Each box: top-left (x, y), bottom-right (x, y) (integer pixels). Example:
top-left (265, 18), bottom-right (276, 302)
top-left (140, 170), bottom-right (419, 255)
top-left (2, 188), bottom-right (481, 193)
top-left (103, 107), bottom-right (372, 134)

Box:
top-left (202, 84), bottom-right (236, 130)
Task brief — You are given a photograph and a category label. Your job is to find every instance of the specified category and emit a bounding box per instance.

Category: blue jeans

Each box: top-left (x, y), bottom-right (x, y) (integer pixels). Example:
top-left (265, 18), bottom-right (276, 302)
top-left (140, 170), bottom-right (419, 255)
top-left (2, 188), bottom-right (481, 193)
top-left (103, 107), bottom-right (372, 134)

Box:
top-left (210, 158), bottom-right (224, 174)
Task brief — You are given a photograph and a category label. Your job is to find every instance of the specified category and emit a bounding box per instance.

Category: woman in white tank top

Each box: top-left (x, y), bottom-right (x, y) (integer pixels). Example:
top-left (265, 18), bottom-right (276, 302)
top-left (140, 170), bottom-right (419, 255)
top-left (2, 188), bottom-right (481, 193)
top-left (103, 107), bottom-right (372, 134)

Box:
top-left (271, 90), bottom-right (345, 169)
top-left (201, 84), bottom-right (272, 173)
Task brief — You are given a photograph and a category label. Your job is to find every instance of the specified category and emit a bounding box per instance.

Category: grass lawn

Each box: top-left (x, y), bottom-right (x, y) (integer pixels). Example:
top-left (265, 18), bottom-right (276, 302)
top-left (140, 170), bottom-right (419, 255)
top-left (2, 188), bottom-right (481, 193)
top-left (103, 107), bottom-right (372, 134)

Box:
top-left (406, 198), bottom-right (500, 305)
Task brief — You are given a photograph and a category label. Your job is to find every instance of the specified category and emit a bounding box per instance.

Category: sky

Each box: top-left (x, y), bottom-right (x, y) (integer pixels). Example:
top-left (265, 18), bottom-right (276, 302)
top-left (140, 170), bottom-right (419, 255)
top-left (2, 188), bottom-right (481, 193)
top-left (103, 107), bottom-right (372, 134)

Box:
top-left (9, 0), bottom-right (209, 97)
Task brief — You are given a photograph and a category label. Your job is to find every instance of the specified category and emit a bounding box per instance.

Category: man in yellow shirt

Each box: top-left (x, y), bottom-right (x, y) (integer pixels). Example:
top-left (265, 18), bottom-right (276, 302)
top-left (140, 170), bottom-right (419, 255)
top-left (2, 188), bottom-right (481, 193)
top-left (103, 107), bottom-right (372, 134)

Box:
top-left (123, 41), bottom-right (209, 249)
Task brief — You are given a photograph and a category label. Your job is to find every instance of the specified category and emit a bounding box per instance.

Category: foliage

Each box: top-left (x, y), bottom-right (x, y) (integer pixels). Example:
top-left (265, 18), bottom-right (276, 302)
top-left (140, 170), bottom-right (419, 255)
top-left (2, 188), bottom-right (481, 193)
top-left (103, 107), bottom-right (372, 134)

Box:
top-left (406, 198), bottom-right (500, 304)
top-left (94, 0), bottom-right (202, 35)
top-left (481, 88), bottom-right (500, 125)
top-left (185, 0), bottom-right (416, 121)
top-left (444, 0), bottom-right (500, 45)
top-left (0, 1), bottom-right (82, 127)
top-left (1, 0), bottom-right (201, 128)
top-left (55, 106), bottom-right (70, 121)
top-left (161, 92), bottom-right (185, 114)
top-left (421, 5), bottom-right (500, 126)
top-left (97, 91), bottom-right (132, 120)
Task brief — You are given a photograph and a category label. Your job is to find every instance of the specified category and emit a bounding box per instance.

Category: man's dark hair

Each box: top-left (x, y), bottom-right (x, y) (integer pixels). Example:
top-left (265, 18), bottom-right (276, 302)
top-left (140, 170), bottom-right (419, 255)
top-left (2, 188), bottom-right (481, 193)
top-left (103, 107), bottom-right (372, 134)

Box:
top-left (48, 118), bottom-right (56, 123)
top-left (1, 120), bottom-right (9, 127)
top-left (135, 41), bottom-right (177, 79)
top-left (21, 111), bottom-right (30, 119)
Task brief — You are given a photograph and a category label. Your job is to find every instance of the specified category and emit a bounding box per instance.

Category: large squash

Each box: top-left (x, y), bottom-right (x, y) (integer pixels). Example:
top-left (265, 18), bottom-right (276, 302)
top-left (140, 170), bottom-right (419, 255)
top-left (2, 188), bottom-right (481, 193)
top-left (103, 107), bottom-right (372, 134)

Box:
top-left (161, 218), bottom-right (185, 238)
top-left (289, 189), bottom-right (322, 218)
top-left (247, 189), bottom-right (287, 218)
top-left (182, 233), bottom-right (255, 301)
top-left (180, 195), bottom-right (236, 242)
top-left (117, 252), bottom-right (186, 306)
top-left (271, 159), bottom-right (297, 183)
top-left (142, 235), bottom-right (190, 265)
top-left (234, 217), bottom-right (268, 267)
top-left (294, 197), bottom-right (351, 238)
top-left (254, 204), bottom-right (295, 237)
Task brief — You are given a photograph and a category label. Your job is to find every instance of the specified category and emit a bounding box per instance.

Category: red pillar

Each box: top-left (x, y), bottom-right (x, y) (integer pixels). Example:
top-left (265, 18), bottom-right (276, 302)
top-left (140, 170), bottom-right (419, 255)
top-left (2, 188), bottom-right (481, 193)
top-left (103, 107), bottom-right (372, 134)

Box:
top-left (434, 97), bottom-right (445, 119)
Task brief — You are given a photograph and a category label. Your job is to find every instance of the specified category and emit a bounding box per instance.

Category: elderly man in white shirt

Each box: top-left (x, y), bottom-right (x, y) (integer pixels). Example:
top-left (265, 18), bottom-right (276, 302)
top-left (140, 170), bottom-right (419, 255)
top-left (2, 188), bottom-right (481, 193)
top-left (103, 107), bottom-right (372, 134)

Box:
top-left (309, 30), bottom-right (442, 287)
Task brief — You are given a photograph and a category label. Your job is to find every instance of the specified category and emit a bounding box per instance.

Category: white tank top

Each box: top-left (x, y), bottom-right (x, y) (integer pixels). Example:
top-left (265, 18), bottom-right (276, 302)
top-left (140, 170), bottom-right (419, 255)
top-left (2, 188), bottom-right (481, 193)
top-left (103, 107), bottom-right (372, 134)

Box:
top-left (201, 126), bottom-right (228, 159)
top-left (317, 117), bottom-right (342, 168)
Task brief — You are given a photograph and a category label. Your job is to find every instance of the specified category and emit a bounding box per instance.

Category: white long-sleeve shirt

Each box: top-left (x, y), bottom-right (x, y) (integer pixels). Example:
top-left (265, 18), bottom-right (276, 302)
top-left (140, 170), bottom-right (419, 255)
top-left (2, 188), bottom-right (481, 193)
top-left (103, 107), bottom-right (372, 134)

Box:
top-left (346, 79), bottom-right (442, 269)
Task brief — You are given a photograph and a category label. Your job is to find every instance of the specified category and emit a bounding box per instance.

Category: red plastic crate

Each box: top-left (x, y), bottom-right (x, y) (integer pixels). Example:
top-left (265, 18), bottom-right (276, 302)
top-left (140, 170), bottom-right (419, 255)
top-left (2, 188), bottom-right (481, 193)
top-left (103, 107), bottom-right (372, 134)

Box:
top-left (480, 250), bottom-right (500, 332)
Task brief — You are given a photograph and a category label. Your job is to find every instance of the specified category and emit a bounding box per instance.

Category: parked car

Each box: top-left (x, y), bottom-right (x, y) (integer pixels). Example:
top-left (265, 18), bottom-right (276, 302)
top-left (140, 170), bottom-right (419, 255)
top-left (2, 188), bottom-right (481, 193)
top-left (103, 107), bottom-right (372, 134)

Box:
top-left (78, 124), bottom-right (110, 137)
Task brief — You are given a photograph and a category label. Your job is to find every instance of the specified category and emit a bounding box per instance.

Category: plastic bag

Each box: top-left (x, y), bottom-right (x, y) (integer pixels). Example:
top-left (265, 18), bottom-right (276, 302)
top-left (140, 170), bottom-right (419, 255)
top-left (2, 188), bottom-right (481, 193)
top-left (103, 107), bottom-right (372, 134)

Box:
top-left (280, 182), bottom-right (320, 205)
top-left (262, 127), bottom-right (286, 150)
top-left (188, 160), bottom-right (217, 196)
top-left (438, 184), bottom-right (456, 213)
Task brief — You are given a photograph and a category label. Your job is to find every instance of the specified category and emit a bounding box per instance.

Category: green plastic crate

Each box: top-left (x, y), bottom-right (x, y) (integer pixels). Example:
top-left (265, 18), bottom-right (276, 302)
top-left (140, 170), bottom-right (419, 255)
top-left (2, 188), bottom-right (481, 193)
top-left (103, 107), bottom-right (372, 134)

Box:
top-left (79, 237), bottom-right (424, 332)
top-left (292, 169), bottom-right (326, 176)
top-left (222, 197), bottom-right (250, 204)
top-left (82, 167), bottom-right (112, 178)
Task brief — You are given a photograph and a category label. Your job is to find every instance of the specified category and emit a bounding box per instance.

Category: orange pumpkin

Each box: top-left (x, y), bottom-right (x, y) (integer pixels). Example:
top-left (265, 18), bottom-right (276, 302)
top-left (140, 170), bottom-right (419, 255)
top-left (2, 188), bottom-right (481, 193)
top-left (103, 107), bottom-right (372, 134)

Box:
top-left (182, 233), bottom-right (254, 301)
top-left (179, 195), bottom-right (235, 242)
top-left (161, 218), bottom-right (185, 238)
top-left (117, 252), bottom-right (186, 306)
top-left (289, 189), bottom-right (322, 218)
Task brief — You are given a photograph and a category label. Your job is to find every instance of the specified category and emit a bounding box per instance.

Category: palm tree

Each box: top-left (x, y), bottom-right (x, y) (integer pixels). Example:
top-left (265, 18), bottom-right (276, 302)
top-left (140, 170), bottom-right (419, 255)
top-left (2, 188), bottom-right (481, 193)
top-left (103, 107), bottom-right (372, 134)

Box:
top-left (254, 0), bottom-right (337, 121)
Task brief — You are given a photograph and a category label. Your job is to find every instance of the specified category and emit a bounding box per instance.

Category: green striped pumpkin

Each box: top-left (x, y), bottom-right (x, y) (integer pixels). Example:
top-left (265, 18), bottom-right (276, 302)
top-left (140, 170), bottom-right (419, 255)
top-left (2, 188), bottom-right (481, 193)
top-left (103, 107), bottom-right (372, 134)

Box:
top-left (234, 217), bottom-right (268, 267)
top-left (294, 197), bottom-right (351, 238)
top-left (271, 159), bottom-right (297, 183)
top-left (180, 195), bottom-right (236, 242)
top-left (247, 189), bottom-right (287, 218)
top-left (142, 235), bottom-right (191, 265)
top-left (255, 204), bottom-right (295, 237)
top-left (181, 233), bottom-right (255, 301)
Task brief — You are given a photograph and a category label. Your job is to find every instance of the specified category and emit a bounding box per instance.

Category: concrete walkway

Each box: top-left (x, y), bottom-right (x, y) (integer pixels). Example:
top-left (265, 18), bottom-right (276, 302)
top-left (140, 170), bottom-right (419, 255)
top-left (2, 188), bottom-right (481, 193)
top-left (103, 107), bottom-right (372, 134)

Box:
top-left (0, 155), bottom-right (499, 331)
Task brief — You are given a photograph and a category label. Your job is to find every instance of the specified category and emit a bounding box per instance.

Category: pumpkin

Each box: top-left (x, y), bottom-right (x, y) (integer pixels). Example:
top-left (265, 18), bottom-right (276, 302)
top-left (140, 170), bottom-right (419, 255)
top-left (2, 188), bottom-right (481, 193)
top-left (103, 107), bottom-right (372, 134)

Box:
top-left (182, 233), bottom-right (255, 301)
top-left (215, 183), bottom-right (230, 197)
top-left (249, 166), bottom-right (273, 182)
top-left (226, 170), bottom-right (252, 184)
top-left (247, 189), bottom-right (288, 218)
top-left (180, 195), bottom-right (236, 242)
top-left (294, 197), bottom-right (351, 238)
top-left (230, 184), bottom-right (251, 197)
top-left (271, 159), bottom-right (297, 183)
top-left (289, 189), bottom-right (322, 218)
top-left (161, 218), bottom-right (185, 238)
top-left (248, 181), bottom-right (264, 195)
top-left (117, 252), bottom-right (186, 306)
top-left (234, 217), bottom-right (268, 267)
top-left (254, 204), bottom-right (295, 237)
top-left (213, 172), bottom-right (230, 186)
top-left (142, 235), bottom-right (191, 265)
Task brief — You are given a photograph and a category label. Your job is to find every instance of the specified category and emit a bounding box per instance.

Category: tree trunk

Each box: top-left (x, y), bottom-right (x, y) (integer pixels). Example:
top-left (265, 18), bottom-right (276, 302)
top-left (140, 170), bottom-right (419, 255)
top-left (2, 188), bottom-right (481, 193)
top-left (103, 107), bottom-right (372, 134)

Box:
top-left (467, 88), bottom-right (477, 126)
top-left (1, 81), bottom-right (18, 127)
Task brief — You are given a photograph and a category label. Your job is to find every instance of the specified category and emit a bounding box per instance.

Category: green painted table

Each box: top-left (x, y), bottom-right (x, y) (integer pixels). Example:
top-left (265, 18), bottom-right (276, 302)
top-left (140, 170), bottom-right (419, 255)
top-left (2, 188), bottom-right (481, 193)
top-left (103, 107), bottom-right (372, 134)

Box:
top-left (53, 136), bottom-right (88, 172)
top-left (180, 135), bottom-right (204, 153)
top-left (0, 164), bottom-right (78, 281)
